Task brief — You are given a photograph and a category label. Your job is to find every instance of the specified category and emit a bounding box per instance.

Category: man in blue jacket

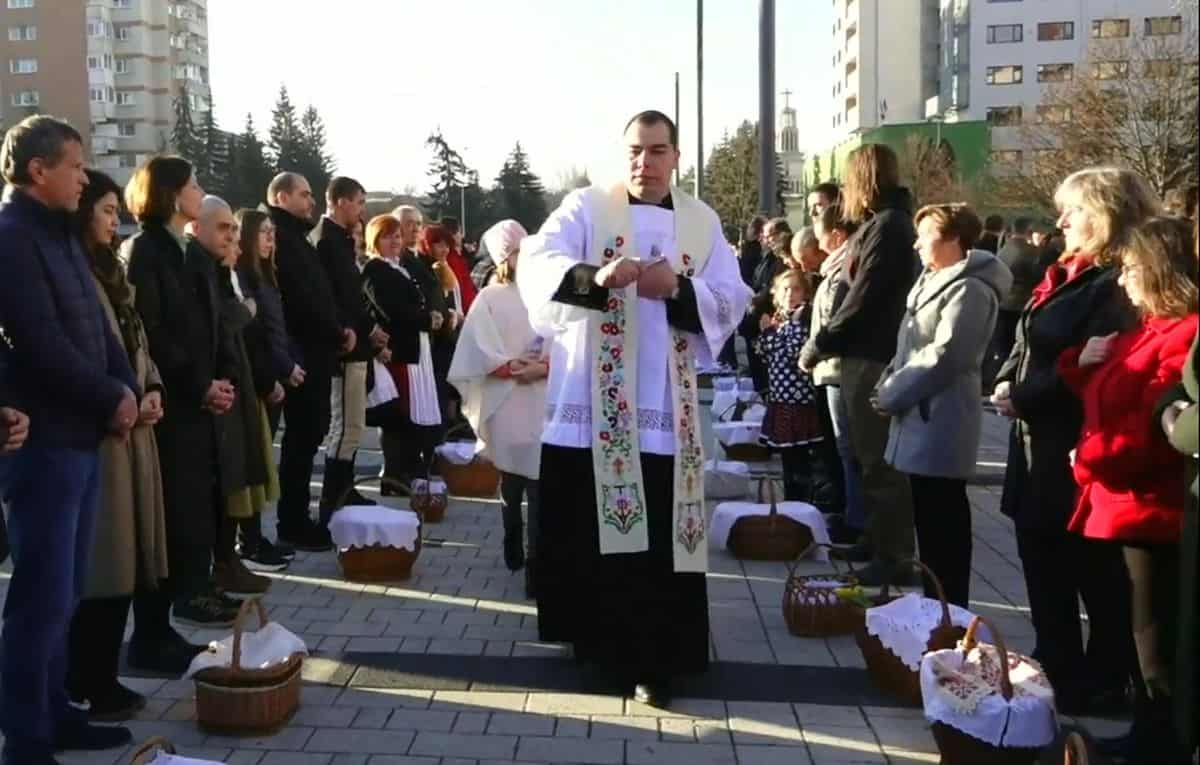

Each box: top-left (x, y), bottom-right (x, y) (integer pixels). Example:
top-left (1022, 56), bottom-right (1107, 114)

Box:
top-left (0, 115), bottom-right (139, 764)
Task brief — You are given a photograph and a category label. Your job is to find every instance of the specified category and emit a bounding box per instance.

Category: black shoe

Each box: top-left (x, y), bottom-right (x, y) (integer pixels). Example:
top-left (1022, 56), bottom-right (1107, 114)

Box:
top-left (172, 594), bottom-right (239, 629)
top-left (239, 539), bottom-right (290, 572)
top-left (270, 538), bottom-right (296, 559)
top-left (854, 563), bottom-right (918, 588)
top-left (86, 683), bottom-right (146, 722)
top-left (127, 630), bottom-right (205, 675)
top-left (278, 522), bottom-right (334, 552)
top-left (633, 679), bottom-right (672, 709)
top-left (826, 517), bottom-right (862, 545)
top-left (503, 531), bottom-right (526, 572)
top-left (342, 488), bottom-right (377, 507)
top-left (55, 720), bottom-right (132, 752)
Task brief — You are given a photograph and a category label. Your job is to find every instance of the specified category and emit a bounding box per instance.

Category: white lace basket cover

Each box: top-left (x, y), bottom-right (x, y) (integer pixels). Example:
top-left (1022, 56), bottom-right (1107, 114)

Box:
top-left (434, 441), bottom-right (479, 465)
top-left (411, 477), bottom-right (448, 497)
top-left (144, 754), bottom-right (223, 765)
top-left (920, 639), bottom-right (1057, 749)
top-left (713, 406), bottom-right (767, 448)
top-left (183, 621), bottom-right (309, 680)
top-left (710, 501), bottom-right (831, 560)
top-left (329, 506), bottom-right (420, 552)
top-left (865, 593), bottom-right (992, 671)
top-left (704, 459), bottom-right (752, 499)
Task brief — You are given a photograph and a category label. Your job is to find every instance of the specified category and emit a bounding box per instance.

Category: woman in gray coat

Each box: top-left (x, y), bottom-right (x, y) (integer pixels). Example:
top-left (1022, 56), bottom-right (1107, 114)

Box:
top-left (873, 204), bottom-right (1012, 607)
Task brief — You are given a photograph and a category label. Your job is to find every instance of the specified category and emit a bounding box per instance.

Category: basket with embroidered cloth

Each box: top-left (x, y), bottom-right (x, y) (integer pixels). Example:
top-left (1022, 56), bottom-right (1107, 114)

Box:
top-left (703, 459), bottom-right (752, 499)
top-left (434, 441), bottom-right (500, 498)
top-left (710, 478), bottom-right (830, 561)
top-left (130, 737), bottom-right (222, 765)
top-left (185, 599), bottom-right (306, 735)
top-left (710, 376), bottom-right (756, 422)
top-left (330, 476), bottom-right (422, 582)
top-left (409, 476), bottom-right (448, 523)
top-left (921, 616), bottom-right (1057, 764)
top-left (854, 560), bottom-right (988, 706)
top-left (713, 397), bottom-right (770, 462)
top-left (782, 544), bottom-right (870, 637)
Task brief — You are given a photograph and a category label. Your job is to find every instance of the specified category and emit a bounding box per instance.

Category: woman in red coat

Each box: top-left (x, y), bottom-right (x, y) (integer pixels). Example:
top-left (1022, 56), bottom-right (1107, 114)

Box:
top-left (1059, 216), bottom-right (1198, 765)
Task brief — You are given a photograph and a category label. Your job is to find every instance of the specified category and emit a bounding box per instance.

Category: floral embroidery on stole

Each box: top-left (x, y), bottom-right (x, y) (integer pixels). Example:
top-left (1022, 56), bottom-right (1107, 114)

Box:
top-left (589, 184), bottom-right (708, 573)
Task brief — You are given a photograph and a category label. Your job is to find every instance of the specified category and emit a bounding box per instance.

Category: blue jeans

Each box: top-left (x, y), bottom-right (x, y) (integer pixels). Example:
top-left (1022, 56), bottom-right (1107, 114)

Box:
top-left (826, 385), bottom-right (865, 531)
top-left (1, 446), bottom-right (100, 758)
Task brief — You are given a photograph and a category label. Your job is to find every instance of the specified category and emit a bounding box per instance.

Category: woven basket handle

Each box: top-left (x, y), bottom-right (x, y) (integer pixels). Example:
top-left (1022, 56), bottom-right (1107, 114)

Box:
top-left (1062, 731), bottom-right (1090, 765)
top-left (878, 558), bottom-right (953, 629)
top-left (229, 597), bottom-right (269, 673)
top-left (962, 615), bottom-right (1014, 702)
top-left (336, 475), bottom-right (427, 526)
top-left (755, 475), bottom-right (779, 517)
top-left (130, 736), bottom-right (175, 765)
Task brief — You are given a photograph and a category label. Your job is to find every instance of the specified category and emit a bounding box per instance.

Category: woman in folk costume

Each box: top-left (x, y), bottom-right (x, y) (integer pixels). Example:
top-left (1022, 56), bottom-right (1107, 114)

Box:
top-left (448, 220), bottom-right (547, 597)
top-left (517, 111), bottom-right (752, 708)
top-left (361, 214), bottom-right (444, 484)
top-left (65, 170), bottom-right (171, 720)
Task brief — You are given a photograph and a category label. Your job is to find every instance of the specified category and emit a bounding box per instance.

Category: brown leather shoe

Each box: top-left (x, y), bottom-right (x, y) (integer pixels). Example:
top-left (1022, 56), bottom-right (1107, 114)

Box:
top-left (214, 558), bottom-right (271, 597)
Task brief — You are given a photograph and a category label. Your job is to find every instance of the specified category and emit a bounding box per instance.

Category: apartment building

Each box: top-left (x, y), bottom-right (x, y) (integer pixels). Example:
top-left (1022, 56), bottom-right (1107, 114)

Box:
top-left (0, 0), bottom-right (210, 184)
top-left (930, 0), bottom-right (1189, 166)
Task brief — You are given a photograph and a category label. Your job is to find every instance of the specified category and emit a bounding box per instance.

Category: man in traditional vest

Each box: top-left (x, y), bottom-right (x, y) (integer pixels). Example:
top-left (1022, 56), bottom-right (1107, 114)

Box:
top-left (518, 110), bottom-right (751, 708)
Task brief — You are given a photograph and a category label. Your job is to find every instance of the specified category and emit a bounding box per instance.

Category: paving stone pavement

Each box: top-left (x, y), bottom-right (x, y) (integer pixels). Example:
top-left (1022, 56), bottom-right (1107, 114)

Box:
top-left (0, 402), bottom-right (1130, 764)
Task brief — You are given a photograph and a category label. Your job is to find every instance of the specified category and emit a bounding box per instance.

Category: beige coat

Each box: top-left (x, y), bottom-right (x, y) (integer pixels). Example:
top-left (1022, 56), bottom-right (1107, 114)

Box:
top-left (85, 274), bottom-right (169, 598)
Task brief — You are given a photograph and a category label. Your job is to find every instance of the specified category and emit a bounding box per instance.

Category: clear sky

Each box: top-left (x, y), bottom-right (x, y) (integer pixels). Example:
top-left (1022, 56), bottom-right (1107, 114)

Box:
top-left (208, 0), bottom-right (832, 193)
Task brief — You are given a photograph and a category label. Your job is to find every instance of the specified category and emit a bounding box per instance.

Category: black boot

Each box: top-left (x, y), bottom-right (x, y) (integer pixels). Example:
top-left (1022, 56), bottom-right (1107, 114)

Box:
top-left (67, 597), bottom-right (129, 707)
top-left (501, 502), bottom-right (526, 572)
top-left (318, 459), bottom-right (351, 522)
top-left (380, 430), bottom-right (413, 495)
top-left (127, 587), bottom-right (204, 675)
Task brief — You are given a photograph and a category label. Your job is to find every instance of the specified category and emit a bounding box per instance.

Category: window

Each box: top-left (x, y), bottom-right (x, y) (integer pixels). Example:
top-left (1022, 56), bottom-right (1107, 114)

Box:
top-left (1091, 19), bottom-right (1129, 39)
top-left (1092, 60), bottom-right (1129, 80)
top-left (846, 58), bottom-right (857, 76)
top-left (118, 122), bottom-right (136, 137)
top-left (10, 90), bottom-right (39, 106)
top-left (1037, 21), bottom-right (1074, 41)
top-left (986, 106), bottom-right (1023, 126)
top-left (116, 91), bottom-right (135, 106)
top-left (846, 95), bottom-right (858, 110)
top-left (987, 24), bottom-right (1023, 43)
top-left (87, 55), bottom-right (112, 70)
top-left (986, 65), bottom-right (1023, 84)
top-left (86, 21), bottom-right (111, 38)
top-left (1036, 104), bottom-right (1071, 123)
top-left (991, 149), bottom-right (1023, 165)
top-left (7, 25), bottom-right (36, 41)
top-left (117, 26), bottom-right (130, 40)
top-left (9, 58), bottom-right (37, 74)
top-left (1145, 16), bottom-right (1182, 36)
top-left (986, 0), bottom-right (1021, 3)
top-left (1037, 63), bottom-right (1074, 82)
top-left (115, 58), bottom-right (129, 74)
top-left (170, 33), bottom-right (185, 49)
top-left (89, 87), bottom-right (108, 103)
top-left (113, 0), bottom-right (132, 7)
top-left (6, 0), bottom-right (35, 8)
top-left (1145, 59), bottom-right (1181, 78)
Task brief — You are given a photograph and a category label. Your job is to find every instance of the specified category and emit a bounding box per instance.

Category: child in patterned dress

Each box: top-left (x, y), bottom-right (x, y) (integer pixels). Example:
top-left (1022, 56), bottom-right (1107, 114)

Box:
top-left (755, 270), bottom-right (825, 501)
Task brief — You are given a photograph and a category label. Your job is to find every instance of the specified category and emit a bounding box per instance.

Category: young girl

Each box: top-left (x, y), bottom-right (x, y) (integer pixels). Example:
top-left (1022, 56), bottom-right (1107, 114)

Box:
top-left (756, 269), bottom-right (825, 502)
top-left (448, 220), bottom-right (547, 597)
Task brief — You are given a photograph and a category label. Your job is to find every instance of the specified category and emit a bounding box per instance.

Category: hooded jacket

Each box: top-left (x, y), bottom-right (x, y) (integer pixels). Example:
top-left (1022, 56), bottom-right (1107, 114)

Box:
top-left (877, 250), bottom-right (1013, 479)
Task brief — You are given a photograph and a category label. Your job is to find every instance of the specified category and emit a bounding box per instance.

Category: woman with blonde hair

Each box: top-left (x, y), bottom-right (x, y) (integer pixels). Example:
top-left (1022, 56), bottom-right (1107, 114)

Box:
top-left (448, 220), bottom-right (547, 596)
top-left (992, 166), bottom-right (1157, 714)
top-left (1058, 216), bottom-right (1197, 763)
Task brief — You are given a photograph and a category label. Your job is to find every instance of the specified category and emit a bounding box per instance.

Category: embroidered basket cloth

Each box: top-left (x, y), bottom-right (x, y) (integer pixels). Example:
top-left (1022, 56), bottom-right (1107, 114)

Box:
top-left (434, 442), bottom-right (477, 465)
top-left (131, 737), bottom-right (221, 765)
top-left (704, 459), bottom-right (752, 499)
top-left (922, 616), bottom-right (1057, 762)
top-left (410, 478), bottom-right (448, 523)
top-left (865, 592), bottom-right (988, 671)
top-left (329, 507), bottom-right (420, 552)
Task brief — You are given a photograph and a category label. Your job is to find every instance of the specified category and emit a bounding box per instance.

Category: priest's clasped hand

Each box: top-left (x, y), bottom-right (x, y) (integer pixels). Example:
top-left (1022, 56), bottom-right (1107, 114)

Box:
top-left (636, 258), bottom-right (678, 300)
top-left (594, 256), bottom-right (642, 289)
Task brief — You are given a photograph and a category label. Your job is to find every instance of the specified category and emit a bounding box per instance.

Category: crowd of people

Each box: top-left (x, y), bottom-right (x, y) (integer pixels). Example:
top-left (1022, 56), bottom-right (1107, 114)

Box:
top-left (0, 107), bottom-right (1196, 765)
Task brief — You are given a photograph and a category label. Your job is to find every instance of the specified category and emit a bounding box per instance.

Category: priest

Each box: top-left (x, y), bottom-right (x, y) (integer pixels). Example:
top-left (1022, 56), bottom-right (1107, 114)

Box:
top-left (518, 110), bottom-right (751, 708)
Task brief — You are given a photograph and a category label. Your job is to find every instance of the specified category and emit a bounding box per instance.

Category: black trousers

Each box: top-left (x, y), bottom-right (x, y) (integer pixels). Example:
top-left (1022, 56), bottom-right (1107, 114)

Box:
top-left (66, 596), bottom-right (130, 704)
top-left (985, 310), bottom-right (1021, 391)
top-left (1016, 529), bottom-right (1135, 712)
top-left (500, 472), bottom-right (540, 561)
top-left (239, 402), bottom-right (283, 550)
top-left (910, 474), bottom-right (972, 608)
top-left (717, 336), bottom-right (738, 369)
top-left (277, 366), bottom-right (333, 534)
top-left (1123, 543), bottom-right (1189, 764)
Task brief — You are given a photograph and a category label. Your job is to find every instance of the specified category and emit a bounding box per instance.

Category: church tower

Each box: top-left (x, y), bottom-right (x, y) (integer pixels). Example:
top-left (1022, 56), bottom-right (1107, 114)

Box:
top-left (777, 90), bottom-right (807, 226)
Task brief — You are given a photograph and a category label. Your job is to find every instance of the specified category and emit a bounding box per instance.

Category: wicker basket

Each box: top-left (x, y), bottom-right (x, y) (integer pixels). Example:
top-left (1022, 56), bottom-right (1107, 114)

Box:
top-left (782, 544), bottom-right (866, 637)
top-left (193, 599), bottom-right (303, 735)
top-left (434, 446), bottom-right (500, 498)
top-left (1047, 730), bottom-right (1104, 765)
top-left (130, 737), bottom-right (181, 765)
top-left (930, 616), bottom-right (1047, 765)
top-left (716, 398), bottom-right (772, 462)
top-left (727, 478), bottom-right (815, 561)
top-left (333, 476), bottom-right (423, 582)
top-left (854, 559), bottom-right (965, 706)
top-left (409, 476), bottom-right (447, 524)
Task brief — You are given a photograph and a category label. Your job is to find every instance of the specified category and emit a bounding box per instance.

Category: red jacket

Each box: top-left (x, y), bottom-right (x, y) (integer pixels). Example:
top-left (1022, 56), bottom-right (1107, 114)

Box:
top-left (1058, 314), bottom-right (1199, 543)
top-left (446, 248), bottom-right (477, 314)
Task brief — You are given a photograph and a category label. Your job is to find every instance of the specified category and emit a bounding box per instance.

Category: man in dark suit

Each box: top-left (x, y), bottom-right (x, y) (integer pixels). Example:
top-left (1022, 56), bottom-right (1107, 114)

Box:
top-left (0, 115), bottom-right (139, 763)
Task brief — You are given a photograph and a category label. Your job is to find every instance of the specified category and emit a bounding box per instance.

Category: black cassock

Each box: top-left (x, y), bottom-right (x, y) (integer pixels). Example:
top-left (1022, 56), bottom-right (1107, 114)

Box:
top-left (534, 251), bottom-right (710, 680)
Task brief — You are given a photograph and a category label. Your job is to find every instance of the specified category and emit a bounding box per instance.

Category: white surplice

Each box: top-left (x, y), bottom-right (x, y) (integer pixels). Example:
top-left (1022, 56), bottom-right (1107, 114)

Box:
top-left (518, 187), bottom-right (751, 457)
top-left (446, 283), bottom-right (546, 479)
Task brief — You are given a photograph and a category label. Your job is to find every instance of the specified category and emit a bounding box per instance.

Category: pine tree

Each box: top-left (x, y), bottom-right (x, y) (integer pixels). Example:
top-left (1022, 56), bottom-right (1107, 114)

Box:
top-left (493, 142), bottom-right (548, 233)
top-left (425, 130), bottom-right (467, 219)
top-left (197, 100), bottom-right (229, 199)
top-left (267, 85), bottom-right (304, 172)
top-left (170, 85), bottom-right (204, 167)
top-left (701, 120), bottom-right (787, 226)
top-left (226, 113), bottom-right (274, 209)
top-left (299, 105), bottom-right (336, 210)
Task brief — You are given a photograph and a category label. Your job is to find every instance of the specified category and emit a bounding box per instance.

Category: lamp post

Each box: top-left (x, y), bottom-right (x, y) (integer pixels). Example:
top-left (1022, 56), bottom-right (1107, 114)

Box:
top-left (696, 0), bottom-right (704, 198)
top-left (758, 0), bottom-right (776, 215)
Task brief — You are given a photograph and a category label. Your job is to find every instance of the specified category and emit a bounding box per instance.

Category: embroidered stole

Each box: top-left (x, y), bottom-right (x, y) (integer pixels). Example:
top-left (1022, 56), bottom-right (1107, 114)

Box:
top-left (588, 184), bottom-right (708, 573)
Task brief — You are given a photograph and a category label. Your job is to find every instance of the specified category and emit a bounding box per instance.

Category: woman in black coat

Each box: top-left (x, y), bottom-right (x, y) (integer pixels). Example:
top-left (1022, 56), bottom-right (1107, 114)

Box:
top-left (992, 166), bottom-right (1156, 715)
top-left (361, 215), bottom-right (445, 485)
top-left (123, 157), bottom-right (242, 643)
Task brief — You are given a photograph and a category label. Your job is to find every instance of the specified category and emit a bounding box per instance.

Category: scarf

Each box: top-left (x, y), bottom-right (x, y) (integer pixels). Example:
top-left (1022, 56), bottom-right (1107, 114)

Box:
top-left (1030, 253), bottom-right (1095, 310)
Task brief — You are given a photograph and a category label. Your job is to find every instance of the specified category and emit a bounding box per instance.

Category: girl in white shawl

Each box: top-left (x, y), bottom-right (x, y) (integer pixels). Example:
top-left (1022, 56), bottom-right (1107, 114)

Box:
top-left (448, 220), bottom-right (547, 596)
